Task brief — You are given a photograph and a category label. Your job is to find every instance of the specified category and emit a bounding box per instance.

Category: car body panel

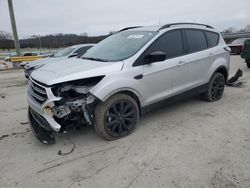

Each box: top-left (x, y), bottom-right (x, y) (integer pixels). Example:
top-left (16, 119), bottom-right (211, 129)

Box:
top-left (31, 58), bottom-right (124, 85)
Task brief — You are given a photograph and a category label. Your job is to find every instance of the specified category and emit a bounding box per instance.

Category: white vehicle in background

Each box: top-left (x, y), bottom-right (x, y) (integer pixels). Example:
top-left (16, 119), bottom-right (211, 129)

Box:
top-left (27, 23), bottom-right (230, 144)
top-left (24, 44), bottom-right (93, 78)
top-left (0, 63), bottom-right (6, 69)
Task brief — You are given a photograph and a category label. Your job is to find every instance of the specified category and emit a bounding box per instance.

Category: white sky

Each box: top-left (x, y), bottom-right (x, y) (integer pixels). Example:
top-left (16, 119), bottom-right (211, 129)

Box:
top-left (0, 0), bottom-right (249, 38)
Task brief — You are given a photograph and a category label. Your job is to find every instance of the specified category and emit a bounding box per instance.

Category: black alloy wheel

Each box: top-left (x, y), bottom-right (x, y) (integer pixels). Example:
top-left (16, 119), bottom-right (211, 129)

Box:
top-left (94, 94), bottom-right (139, 140)
top-left (104, 100), bottom-right (136, 138)
top-left (211, 75), bottom-right (225, 100)
top-left (201, 72), bottom-right (225, 102)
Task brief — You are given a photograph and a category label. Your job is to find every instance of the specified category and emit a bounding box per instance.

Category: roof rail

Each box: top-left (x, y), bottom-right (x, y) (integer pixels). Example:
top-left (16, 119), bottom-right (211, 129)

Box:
top-left (158, 23), bottom-right (214, 30)
top-left (119, 26), bottom-right (142, 32)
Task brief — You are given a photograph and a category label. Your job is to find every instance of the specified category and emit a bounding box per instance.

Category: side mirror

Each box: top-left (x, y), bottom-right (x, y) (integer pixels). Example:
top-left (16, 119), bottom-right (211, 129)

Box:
top-left (144, 51), bottom-right (166, 64)
top-left (68, 53), bottom-right (78, 58)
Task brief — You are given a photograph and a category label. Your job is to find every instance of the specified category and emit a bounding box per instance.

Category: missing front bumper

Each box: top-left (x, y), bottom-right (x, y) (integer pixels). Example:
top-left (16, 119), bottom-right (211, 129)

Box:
top-left (28, 107), bottom-right (55, 144)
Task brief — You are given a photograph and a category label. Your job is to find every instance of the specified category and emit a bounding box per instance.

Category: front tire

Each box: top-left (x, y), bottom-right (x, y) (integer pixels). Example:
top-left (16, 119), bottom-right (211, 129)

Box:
top-left (202, 72), bottom-right (225, 102)
top-left (94, 94), bottom-right (139, 140)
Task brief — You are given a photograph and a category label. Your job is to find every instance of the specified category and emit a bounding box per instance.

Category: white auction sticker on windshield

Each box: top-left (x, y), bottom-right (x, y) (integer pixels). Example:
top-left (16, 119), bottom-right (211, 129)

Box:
top-left (127, 35), bottom-right (144, 39)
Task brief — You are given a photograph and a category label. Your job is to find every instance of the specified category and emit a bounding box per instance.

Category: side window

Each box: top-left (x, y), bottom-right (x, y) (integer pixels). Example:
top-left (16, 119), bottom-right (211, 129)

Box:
top-left (74, 46), bottom-right (92, 56)
top-left (133, 30), bottom-right (184, 66)
top-left (185, 29), bottom-right (207, 53)
top-left (205, 31), bottom-right (219, 48)
top-left (148, 30), bottom-right (183, 59)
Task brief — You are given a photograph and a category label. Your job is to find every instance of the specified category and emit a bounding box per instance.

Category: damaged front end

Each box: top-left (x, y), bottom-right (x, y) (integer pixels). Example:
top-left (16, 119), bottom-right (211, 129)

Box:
top-left (27, 76), bottom-right (104, 144)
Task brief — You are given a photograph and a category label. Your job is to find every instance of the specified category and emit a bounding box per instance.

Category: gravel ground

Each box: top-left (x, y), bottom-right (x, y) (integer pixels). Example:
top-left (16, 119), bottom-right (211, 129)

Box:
top-left (0, 56), bottom-right (250, 188)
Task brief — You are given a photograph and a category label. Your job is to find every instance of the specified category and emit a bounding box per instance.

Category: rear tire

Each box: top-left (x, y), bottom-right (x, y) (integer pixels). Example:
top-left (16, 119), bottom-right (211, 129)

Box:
top-left (201, 72), bottom-right (225, 102)
top-left (94, 94), bottom-right (139, 140)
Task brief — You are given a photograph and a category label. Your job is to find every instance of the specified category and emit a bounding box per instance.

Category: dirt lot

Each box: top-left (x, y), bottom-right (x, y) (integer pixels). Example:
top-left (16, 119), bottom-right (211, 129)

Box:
top-left (0, 56), bottom-right (250, 188)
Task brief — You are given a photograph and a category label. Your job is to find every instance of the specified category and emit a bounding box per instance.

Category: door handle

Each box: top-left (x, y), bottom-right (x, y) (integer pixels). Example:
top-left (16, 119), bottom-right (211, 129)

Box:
top-left (177, 61), bottom-right (185, 67)
top-left (134, 74), bottom-right (143, 80)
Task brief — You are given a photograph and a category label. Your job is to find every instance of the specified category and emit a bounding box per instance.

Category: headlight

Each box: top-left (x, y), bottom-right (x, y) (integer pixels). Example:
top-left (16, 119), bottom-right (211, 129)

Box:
top-left (60, 85), bottom-right (90, 94)
top-left (52, 76), bottom-right (105, 97)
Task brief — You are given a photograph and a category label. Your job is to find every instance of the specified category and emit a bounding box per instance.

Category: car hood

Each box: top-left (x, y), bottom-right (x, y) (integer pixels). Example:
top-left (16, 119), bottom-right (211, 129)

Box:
top-left (30, 58), bottom-right (124, 86)
top-left (25, 57), bottom-right (65, 69)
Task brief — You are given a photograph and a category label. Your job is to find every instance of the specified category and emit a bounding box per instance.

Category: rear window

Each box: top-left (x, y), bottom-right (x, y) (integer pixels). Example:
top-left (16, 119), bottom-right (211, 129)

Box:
top-left (185, 29), bottom-right (207, 53)
top-left (205, 31), bottom-right (219, 48)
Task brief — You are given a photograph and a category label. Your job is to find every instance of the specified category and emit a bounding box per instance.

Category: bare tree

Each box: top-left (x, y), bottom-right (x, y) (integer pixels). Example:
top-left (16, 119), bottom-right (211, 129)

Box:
top-left (223, 27), bottom-right (238, 33)
top-left (80, 32), bottom-right (88, 36)
top-left (245, 25), bottom-right (250, 32)
top-left (0, 31), bottom-right (13, 40)
top-left (0, 31), bottom-right (14, 50)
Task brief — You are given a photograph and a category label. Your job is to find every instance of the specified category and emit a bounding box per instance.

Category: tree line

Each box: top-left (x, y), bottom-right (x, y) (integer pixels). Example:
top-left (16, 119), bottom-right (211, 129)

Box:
top-left (222, 25), bottom-right (250, 34)
top-left (0, 31), bottom-right (111, 50)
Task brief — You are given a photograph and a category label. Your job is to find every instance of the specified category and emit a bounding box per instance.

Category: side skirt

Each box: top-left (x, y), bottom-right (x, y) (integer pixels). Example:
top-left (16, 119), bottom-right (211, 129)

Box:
top-left (141, 83), bottom-right (208, 115)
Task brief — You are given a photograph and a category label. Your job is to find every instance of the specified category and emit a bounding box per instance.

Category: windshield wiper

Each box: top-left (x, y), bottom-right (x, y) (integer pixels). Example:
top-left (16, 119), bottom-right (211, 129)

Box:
top-left (82, 57), bottom-right (107, 62)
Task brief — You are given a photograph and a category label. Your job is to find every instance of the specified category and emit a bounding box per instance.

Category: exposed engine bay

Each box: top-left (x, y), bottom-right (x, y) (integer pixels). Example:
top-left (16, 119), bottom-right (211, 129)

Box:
top-left (27, 76), bottom-right (105, 144)
top-left (49, 78), bottom-right (103, 132)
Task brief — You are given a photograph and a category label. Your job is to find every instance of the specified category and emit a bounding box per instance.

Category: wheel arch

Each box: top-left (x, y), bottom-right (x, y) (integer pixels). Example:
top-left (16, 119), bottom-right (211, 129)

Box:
top-left (92, 88), bottom-right (143, 115)
top-left (214, 66), bottom-right (229, 82)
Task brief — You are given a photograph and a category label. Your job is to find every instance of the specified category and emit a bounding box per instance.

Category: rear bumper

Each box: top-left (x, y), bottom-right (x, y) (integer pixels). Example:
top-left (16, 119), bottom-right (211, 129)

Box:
top-left (229, 46), bottom-right (242, 54)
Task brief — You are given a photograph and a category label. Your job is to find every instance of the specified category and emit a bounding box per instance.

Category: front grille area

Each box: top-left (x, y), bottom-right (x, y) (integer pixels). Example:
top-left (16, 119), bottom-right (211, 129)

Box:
top-left (28, 79), bottom-right (48, 104)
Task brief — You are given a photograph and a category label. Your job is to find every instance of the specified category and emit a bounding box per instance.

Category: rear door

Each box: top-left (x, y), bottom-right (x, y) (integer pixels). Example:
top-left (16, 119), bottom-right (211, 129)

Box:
top-left (182, 29), bottom-right (212, 88)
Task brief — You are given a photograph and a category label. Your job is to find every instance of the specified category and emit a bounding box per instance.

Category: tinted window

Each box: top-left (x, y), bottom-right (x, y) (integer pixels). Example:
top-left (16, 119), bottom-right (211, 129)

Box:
top-left (185, 29), bottom-right (207, 53)
top-left (133, 30), bottom-right (184, 66)
top-left (205, 31), bottom-right (219, 48)
top-left (146, 30), bottom-right (183, 59)
top-left (74, 46), bottom-right (92, 56)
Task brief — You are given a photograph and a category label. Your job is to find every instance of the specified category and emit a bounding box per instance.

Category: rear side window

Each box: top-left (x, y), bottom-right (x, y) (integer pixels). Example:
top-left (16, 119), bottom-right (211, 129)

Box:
top-left (205, 31), bottom-right (219, 48)
top-left (185, 29), bottom-right (207, 53)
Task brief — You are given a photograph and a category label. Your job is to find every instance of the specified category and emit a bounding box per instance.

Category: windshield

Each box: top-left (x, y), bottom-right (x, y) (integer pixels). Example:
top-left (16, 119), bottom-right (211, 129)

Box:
top-left (82, 31), bottom-right (157, 62)
top-left (54, 47), bottom-right (75, 57)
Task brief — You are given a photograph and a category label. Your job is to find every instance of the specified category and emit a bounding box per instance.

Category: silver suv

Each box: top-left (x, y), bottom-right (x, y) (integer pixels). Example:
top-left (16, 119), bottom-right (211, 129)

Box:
top-left (27, 23), bottom-right (230, 144)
